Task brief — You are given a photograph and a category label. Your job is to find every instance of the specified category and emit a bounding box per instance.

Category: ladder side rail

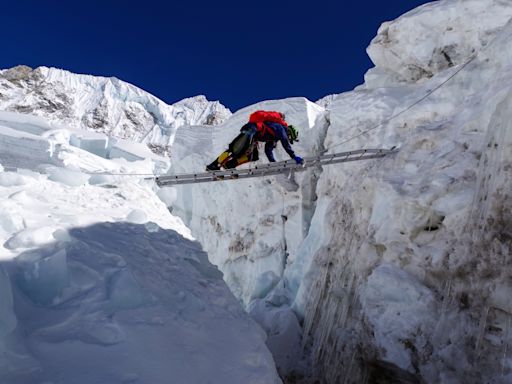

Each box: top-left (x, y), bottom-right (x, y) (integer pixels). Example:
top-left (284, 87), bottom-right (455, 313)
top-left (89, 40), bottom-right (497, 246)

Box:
top-left (157, 165), bottom-right (302, 186)
top-left (155, 149), bottom-right (399, 186)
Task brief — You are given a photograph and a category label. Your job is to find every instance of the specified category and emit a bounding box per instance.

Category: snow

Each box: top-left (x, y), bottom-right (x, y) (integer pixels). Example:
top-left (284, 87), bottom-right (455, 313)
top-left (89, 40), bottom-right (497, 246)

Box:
top-left (0, 66), bottom-right (232, 156)
top-left (361, 263), bottom-right (437, 371)
top-left (2, 0), bottom-right (512, 382)
top-left (165, 1), bottom-right (512, 382)
top-left (365, 0), bottom-right (512, 86)
top-left (0, 112), bottom-right (280, 383)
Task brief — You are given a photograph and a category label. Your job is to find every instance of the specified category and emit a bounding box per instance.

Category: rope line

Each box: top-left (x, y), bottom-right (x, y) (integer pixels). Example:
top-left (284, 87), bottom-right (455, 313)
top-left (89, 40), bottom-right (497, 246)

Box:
top-left (58, 23), bottom-right (510, 180)
top-left (47, 53), bottom-right (475, 180)
top-left (327, 15), bottom-right (512, 152)
top-left (77, 47), bottom-right (481, 179)
top-left (87, 172), bottom-right (160, 176)
top-left (326, 52), bottom-right (479, 152)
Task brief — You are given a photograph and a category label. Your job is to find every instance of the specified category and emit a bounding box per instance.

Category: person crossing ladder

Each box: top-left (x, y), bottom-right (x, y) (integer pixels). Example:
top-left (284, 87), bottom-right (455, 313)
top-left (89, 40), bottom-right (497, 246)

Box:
top-left (206, 110), bottom-right (304, 171)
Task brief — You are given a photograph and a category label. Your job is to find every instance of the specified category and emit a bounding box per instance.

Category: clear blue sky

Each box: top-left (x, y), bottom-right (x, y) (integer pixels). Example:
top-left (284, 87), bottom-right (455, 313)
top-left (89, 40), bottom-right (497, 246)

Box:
top-left (1, 0), bottom-right (430, 111)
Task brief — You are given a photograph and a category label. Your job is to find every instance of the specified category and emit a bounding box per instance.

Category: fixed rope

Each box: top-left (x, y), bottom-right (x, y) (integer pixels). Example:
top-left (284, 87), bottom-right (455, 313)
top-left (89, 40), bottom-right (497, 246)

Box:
top-left (325, 52), bottom-right (479, 153)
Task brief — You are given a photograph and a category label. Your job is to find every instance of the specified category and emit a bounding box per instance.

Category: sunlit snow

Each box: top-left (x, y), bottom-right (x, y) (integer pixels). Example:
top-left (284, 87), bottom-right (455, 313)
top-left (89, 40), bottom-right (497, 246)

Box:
top-left (0, 112), bottom-right (280, 383)
top-left (1, 0), bottom-right (512, 383)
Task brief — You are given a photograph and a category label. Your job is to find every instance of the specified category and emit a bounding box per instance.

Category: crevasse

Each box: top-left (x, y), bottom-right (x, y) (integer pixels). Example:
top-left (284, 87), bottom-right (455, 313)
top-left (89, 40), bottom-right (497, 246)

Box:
top-left (170, 2), bottom-right (512, 382)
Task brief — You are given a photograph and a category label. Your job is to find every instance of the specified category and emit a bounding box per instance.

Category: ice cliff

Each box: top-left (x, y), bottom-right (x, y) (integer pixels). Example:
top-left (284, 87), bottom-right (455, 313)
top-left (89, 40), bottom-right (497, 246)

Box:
top-left (169, 1), bottom-right (512, 382)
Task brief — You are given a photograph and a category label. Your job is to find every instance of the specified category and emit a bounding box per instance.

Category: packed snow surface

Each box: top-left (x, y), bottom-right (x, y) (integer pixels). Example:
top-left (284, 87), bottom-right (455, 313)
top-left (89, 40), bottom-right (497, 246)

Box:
top-left (0, 112), bottom-right (280, 383)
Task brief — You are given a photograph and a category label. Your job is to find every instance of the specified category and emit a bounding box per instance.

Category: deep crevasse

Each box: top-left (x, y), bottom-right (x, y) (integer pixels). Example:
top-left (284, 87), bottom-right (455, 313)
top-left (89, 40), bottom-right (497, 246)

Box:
top-left (169, 1), bottom-right (512, 382)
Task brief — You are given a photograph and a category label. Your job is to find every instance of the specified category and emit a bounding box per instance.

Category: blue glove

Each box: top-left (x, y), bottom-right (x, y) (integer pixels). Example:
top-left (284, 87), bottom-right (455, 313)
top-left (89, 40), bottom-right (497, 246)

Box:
top-left (294, 155), bottom-right (304, 165)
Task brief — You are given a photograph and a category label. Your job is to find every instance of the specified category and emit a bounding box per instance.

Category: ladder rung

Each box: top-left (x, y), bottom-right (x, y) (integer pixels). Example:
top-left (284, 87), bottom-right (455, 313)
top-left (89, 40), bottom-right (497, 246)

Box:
top-left (154, 148), bottom-right (398, 186)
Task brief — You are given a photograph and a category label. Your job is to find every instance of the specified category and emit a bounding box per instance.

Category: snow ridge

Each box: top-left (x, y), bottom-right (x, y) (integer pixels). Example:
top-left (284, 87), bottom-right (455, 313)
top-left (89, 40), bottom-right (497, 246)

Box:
top-left (0, 94), bottom-right (279, 383)
top-left (0, 66), bottom-right (231, 156)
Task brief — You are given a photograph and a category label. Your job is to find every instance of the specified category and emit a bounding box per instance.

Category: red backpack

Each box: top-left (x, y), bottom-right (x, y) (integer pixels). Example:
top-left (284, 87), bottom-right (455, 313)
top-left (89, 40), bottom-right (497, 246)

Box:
top-left (249, 110), bottom-right (288, 137)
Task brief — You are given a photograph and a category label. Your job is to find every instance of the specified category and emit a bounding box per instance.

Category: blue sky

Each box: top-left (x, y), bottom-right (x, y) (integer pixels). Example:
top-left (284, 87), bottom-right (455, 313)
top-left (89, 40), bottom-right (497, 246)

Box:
top-left (1, 0), bottom-right (430, 111)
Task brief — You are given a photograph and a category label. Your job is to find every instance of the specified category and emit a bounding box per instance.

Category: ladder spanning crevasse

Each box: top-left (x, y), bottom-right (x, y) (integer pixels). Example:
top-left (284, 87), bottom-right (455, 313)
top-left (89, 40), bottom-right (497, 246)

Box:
top-left (153, 148), bottom-right (398, 186)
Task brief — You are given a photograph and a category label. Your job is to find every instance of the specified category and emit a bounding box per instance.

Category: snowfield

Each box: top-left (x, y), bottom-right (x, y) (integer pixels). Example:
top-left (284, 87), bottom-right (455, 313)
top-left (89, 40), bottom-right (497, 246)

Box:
top-left (0, 113), bottom-right (280, 383)
top-left (1, 0), bottom-right (512, 383)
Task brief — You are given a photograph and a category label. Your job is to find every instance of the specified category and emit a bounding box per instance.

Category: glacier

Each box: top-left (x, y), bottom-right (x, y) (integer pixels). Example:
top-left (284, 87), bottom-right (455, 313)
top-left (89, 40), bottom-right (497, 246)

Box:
top-left (0, 98), bottom-right (280, 382)
top-left (1, 0), bottom-right (512, 383)
top-left (168, 1), bottom-right (512, 382)
top-left (0, 65), bottom-right (231, 156)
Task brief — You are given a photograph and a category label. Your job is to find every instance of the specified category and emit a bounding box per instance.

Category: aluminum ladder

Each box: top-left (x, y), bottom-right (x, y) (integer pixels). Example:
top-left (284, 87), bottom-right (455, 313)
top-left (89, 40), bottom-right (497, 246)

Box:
top-left (153, 148), bottom-right (398, 187)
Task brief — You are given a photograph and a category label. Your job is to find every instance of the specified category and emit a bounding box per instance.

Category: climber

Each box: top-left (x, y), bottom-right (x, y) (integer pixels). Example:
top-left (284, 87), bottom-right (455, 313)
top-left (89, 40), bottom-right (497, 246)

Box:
top-left (206, 110), bottom-right (304, 171)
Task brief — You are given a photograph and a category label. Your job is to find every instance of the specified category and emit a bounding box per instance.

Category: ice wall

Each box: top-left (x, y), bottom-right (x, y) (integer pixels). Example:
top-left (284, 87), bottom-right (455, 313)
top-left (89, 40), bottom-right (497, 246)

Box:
top-left (365, 0), bottom-right (512, 87)
top-left (291, 5), bottom-right (512, 383)
top-left (170, 97), bottom-right (327, 306)
top-left (167, 1), bottom-right (512, 382)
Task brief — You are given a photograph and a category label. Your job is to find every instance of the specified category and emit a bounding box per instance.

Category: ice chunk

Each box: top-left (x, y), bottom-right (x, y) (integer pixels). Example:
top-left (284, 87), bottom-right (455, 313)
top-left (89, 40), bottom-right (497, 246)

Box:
top-left (52, 229), bottom-right (72, 243)
top-left (70, 133), bottom-right (109, 158)
top-left (46, 167), bottom-right (90, 187)
top-left (366, 0), bottom-right (512, 83)
top-left (15, 248), bottom-right (69, 306)
top-left (88, 174), bottom-right (116, 185)
top-left (106, 269), bottom-right (152, 312)
top-left (0, 209), bottom-right (25, 233)
top-left (4, 227), bottom-right (61, 250)
top-left (0, 124), bottom-right (56, 169)
top-left (126, 209), bottom-right (148, 224)
top-left (0, 172), bottom-right (26, 187)
top-left (109, 144), bottom-right (146, 162)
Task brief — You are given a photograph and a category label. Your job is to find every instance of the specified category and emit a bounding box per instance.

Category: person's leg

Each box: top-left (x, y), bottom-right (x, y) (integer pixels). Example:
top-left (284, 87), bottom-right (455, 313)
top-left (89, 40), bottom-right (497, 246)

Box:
top-left (208, 131), bottom-right (251, 171)
top-left (206, 160), bottom-right (221, 171)
top-left (206, 150), bottom-right (231, 171)
top-left (249, 144), bottom-right (259, 161)
top-left (224, 156), bottom-right (240, 169)
top-left (230, 133), bottom-right (251, 157)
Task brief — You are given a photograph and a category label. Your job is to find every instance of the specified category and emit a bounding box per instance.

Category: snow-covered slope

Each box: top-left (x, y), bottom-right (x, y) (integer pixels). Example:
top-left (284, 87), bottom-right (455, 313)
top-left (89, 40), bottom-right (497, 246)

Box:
top-left (0, 66), bottom-right (231, 156)
top-left (0, 112), bottom-right (280, 383)
top-left (3, 1), bottom-right (512, 382)
top-left (166, 1), bottom-right (512, 382)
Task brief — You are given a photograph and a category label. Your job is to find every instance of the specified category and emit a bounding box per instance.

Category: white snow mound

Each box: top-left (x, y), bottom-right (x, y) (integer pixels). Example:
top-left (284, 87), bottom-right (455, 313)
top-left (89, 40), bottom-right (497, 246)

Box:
top-left (0, 111), bottom-right (281, 384)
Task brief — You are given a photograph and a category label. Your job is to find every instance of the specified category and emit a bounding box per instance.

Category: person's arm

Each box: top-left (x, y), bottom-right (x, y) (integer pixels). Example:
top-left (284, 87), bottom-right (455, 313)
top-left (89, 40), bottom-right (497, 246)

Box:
top-left (266, 122), bottom-right (304, 164)
top-left (267, 123), bottom-right (295, 159)
top-left (279, 135), bottom-right (296, 159)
